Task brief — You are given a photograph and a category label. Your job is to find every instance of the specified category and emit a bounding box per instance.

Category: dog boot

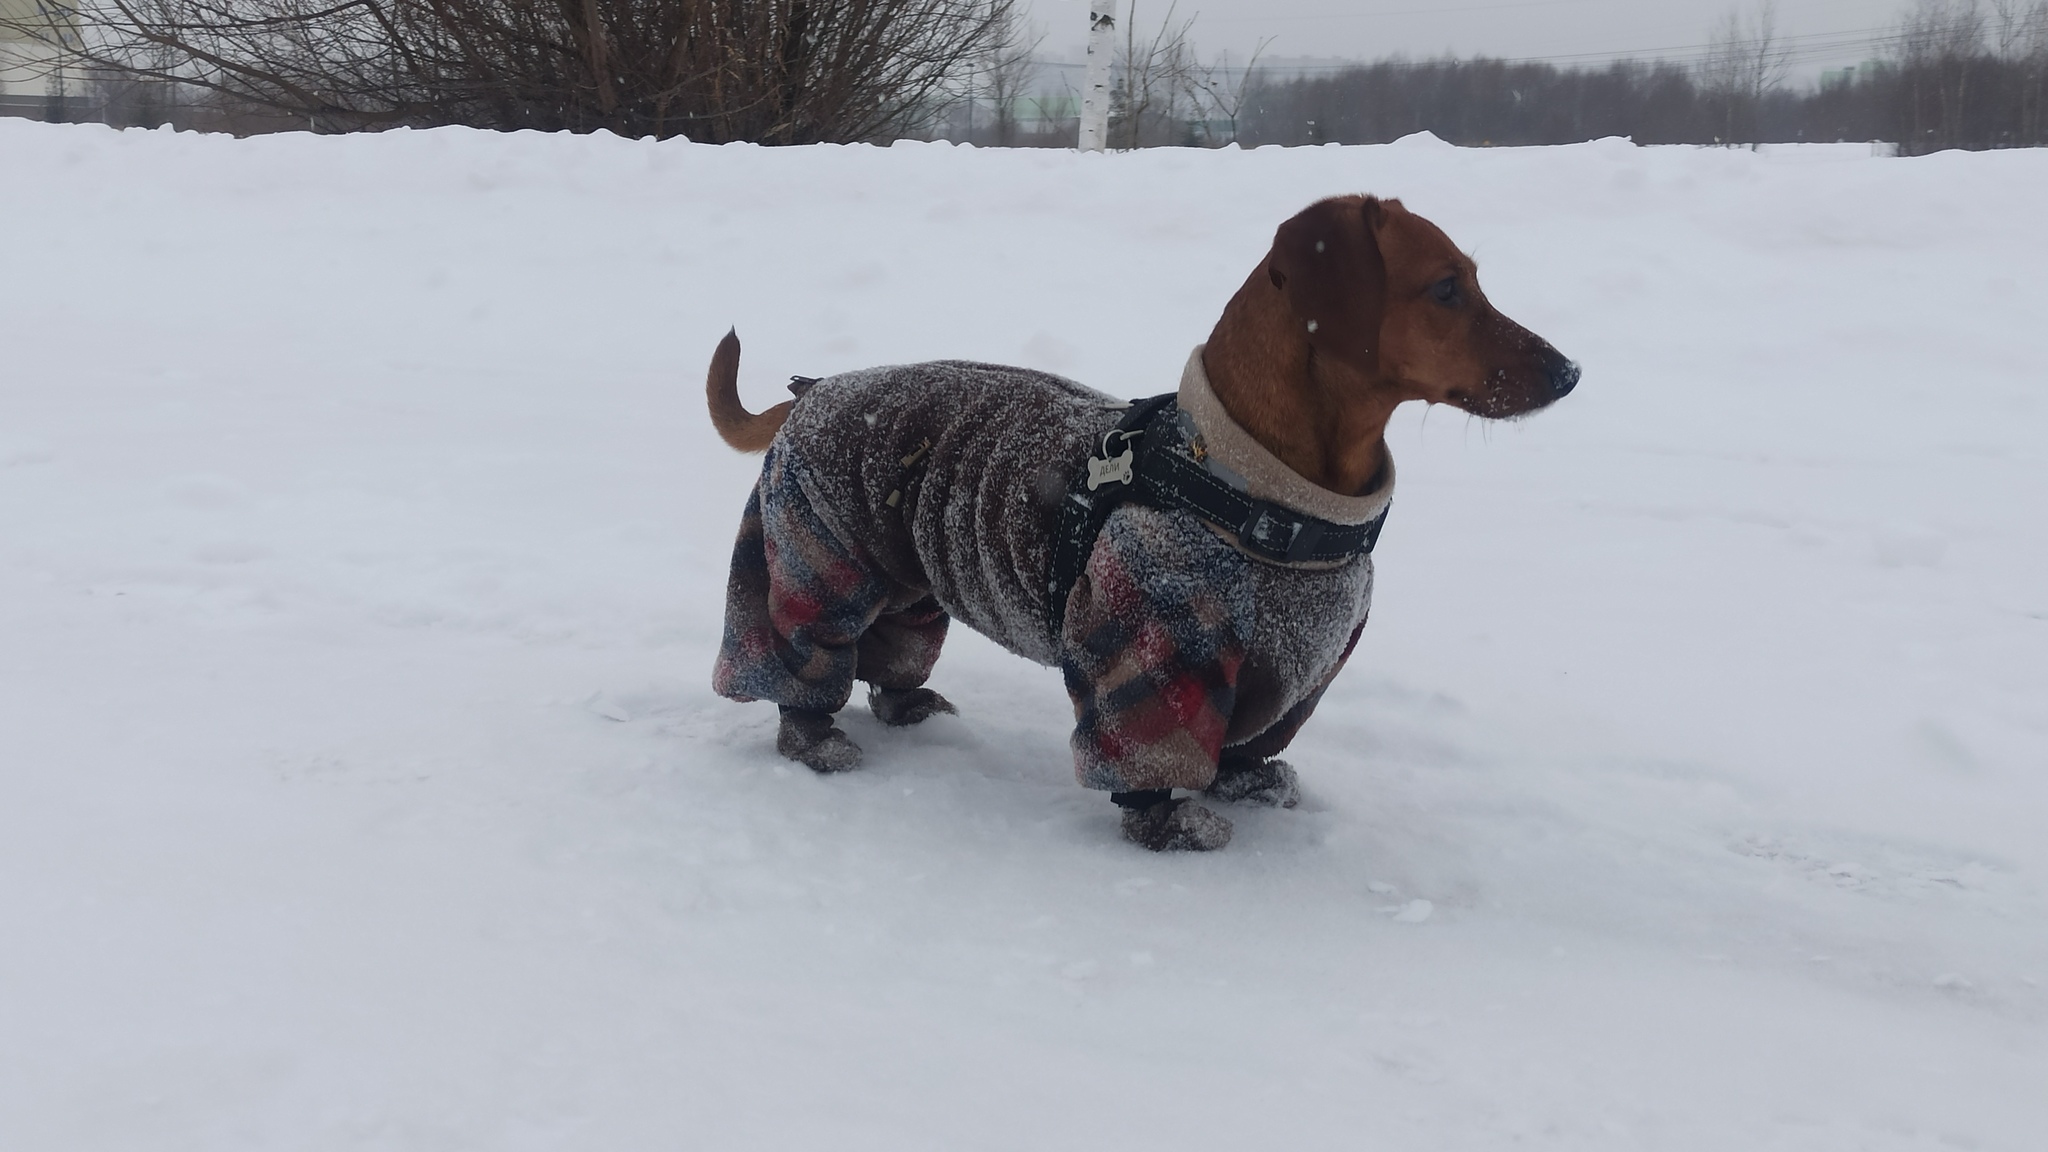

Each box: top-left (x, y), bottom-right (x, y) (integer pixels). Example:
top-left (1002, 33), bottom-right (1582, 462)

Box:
top-left (1116, 793), bottom-right (1233, 852)
top-left (1205, 756), bottom-right (1301, 809)
top-left (776, 706), bottom-right (863, 773)
top-left (867, 684), bottom-right (957, 727)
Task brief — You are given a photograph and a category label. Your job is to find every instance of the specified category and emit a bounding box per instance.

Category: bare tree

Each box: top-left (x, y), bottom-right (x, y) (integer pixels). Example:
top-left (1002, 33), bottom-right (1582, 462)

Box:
top-left (1180, 36), bottom-right (1268, 145)
top-left (1110, 0), bottom-right (1195, 148)
top-left (1986, 0), bottom-right (2048, 56)
top-left (1992, 0), bottom-right (2023, 54)
top-left (3, 0), bottom-right (1017, 141)
top-left (975, 4), bottom-right (1039, 145)
top-left (1698, 0), bottom-right (1785, 145)
top-left (2019, 1), bottom-right (2048, 141)
top-left (1986, 0), bottom-right (2044, 142)
top-left (1897, 0), bottom-right (1989, 149)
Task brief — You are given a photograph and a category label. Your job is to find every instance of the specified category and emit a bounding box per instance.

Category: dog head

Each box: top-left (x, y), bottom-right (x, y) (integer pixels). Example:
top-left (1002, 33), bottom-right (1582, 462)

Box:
top-left (1267, 195), bottom-right (1579, 418)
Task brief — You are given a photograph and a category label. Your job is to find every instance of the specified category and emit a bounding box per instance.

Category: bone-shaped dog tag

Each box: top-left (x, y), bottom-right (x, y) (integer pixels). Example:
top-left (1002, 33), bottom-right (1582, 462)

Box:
top-left (1087, 448), bottom-right (1134, 491)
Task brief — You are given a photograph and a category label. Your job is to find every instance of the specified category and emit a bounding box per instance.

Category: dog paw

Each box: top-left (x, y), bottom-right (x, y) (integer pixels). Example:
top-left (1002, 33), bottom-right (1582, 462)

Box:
top-left (776, 707), bottom-right (864, 773)
top-left (1121, 797), bottom-right (1233, 852)
top-left (1205, 757), bottom-right (1300, 808)
top-left (866, 685), bottom-right (957, 727)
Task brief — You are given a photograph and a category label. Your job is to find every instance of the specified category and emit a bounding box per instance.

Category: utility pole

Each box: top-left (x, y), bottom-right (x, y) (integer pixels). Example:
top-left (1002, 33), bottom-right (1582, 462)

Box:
top-left (1078, 0), bottom-right (1117, 150)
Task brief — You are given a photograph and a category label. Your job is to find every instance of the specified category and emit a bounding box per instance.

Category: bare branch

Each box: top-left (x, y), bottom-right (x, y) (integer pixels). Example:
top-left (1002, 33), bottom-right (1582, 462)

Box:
top-left (1, 0), bottom-right (1018, 140)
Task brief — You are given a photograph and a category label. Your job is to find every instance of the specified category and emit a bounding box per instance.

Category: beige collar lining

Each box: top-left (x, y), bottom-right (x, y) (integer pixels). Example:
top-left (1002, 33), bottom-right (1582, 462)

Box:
top-left (1176, 345), bottom-right (1395, 527)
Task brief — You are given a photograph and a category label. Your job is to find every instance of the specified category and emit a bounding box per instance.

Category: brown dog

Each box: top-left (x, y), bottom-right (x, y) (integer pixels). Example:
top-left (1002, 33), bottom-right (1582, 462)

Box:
top-left (705, 196), bottom-right (1575, 851)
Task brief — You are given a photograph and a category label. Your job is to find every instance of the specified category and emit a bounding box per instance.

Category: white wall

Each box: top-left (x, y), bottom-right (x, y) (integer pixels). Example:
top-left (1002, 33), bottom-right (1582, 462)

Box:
top-left (0, 0), bottom-right (70, 104)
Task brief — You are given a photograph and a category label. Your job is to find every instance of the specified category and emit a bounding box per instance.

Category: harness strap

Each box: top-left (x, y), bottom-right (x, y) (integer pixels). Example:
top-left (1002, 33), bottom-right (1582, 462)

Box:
top-left (1133, 432), bottom-right (1390, 564)
top-left (1046, 394), bottom-right (1391, 647)
top-left (1046, 395), bottom-right (1177, 644)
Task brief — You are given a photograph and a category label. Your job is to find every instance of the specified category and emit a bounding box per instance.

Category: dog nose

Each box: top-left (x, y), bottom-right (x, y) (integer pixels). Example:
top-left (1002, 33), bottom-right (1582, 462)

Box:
top-left (1547, 356), bottom-right (1581, 399)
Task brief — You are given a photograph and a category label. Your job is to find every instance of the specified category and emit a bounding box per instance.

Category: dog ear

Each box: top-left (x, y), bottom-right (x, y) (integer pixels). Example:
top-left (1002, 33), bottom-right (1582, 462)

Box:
top-left (1268, 196), bottom-right (1387, 371)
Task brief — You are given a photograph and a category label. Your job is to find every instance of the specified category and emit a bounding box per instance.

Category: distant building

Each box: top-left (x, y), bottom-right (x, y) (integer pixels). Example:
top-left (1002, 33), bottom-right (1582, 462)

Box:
top-left (1018, 93), bottom-right (1078, 134)
top-left (0, 0), bottom-right (80, 120)
top-left (1819, 61), bottom-right (1885, 91)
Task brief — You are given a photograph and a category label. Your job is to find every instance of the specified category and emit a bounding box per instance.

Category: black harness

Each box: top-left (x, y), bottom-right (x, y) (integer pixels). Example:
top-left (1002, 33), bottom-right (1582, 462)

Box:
top-left (1046, 394), bottom-right (1392, 645)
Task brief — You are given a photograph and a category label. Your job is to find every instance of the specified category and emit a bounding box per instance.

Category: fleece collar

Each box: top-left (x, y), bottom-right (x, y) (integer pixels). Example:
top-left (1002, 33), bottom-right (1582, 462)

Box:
top-left (1176, 346), bottom-right (1396, 528)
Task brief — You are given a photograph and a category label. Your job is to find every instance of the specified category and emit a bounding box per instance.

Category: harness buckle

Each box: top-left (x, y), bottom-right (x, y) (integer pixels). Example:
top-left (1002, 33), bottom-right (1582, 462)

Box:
top-left (1239, 499), bottom-right (1322, 562)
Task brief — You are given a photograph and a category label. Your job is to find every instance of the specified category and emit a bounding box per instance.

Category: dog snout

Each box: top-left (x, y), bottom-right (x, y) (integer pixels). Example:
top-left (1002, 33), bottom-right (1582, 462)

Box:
top-left (1542, 349), bottom-right (1581, 400)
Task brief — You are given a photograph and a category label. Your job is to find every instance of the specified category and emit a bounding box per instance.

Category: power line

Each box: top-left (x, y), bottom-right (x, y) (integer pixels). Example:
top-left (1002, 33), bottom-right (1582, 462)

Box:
top-left (1030, 22), bottom-right (1905, 73)
top-left (1489, 25), bottom-right (1905, 66)
top-left (1210, 0), bottom-right (1618, 21)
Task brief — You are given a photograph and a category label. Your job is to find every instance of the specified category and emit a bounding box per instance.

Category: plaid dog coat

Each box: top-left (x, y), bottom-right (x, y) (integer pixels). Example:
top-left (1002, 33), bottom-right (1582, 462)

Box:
top-left (713, 348), bottom-right (1395, 794)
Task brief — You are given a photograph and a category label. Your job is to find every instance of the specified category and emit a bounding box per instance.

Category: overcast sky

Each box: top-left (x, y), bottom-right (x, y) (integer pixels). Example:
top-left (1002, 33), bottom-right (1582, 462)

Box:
top-left (1025, 0), bottom-right (1902, 81)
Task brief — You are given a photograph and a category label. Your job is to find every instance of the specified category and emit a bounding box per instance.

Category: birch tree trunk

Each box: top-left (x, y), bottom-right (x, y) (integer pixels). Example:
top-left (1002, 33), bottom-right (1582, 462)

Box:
top-left (1079, 0), bottom-right (1117, 150)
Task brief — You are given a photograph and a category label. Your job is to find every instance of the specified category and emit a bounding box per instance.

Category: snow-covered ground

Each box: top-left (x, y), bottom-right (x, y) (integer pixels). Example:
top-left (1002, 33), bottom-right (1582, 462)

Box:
top-left (2, 122), bottom-right (2044, 1150)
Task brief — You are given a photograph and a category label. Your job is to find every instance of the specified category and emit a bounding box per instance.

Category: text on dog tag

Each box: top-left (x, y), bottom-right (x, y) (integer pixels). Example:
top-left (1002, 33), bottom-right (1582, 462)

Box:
top-left (1087, 449), bottom-right (1134, 490)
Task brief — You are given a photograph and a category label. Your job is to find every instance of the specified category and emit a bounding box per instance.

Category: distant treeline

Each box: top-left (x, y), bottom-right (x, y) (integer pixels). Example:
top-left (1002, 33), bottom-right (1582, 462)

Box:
top-left (1239, 53), bottom-right (2048, 153)
top-left (10, 0), bottom-right (2048, 152)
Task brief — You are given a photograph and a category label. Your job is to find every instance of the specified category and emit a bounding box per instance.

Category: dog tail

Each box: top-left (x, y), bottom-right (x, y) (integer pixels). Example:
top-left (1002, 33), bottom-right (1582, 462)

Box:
top-left (706, 329), bottom-right (792, 453)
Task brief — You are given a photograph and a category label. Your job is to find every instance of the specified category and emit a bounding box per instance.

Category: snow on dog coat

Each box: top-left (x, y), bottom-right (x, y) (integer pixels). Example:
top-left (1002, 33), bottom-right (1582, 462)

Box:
top-left (713, 347), bottom-right (1395, 794)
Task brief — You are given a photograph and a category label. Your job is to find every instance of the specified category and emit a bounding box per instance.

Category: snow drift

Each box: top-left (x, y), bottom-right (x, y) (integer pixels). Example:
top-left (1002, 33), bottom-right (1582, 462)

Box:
top-left (2, 122), bottom-right (2045, 1150)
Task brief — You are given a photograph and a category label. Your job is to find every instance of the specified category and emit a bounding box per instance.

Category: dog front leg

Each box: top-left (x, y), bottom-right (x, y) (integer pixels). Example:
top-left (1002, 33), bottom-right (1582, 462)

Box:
top-left (1058, 511), bottom-right (1257, 852)
top-left (777, 706), bottom-right (864, 773)
top-left (1112, 789), bottom-right (1234, 851)
top-left (1201, 628), bottom-right (1357, 809)
top-left (1204, 757), bottom-right (1300, 809)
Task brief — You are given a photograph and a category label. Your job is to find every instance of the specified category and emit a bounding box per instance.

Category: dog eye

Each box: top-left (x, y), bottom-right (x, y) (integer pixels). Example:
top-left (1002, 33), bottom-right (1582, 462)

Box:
top-left (1430, 277), bottom-right (1462, 306)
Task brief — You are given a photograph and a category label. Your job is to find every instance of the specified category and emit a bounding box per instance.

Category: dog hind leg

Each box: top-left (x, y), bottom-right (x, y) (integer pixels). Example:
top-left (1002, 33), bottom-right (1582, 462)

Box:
top-left (858, 594), bottom-right (956, 726)
top-left (713, 456), bottom-right (899, 771)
